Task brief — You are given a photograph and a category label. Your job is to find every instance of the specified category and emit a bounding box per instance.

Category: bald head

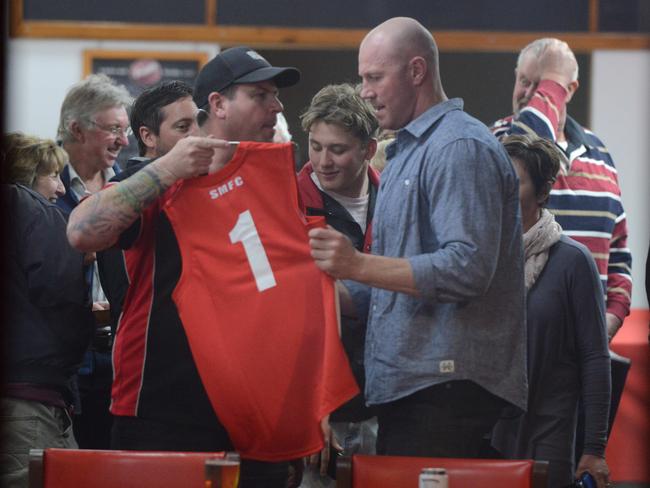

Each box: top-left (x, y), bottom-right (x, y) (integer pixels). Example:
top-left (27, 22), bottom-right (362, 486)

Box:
top-left (362, 17), bottom-right (438, 70)
top-left (358, 17), bottom-right (446, 130)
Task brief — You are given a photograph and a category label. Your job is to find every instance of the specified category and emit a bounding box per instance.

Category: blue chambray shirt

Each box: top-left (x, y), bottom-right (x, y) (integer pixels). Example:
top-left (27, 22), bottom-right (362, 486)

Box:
top-left (346, 99), bottom-right (528, 410)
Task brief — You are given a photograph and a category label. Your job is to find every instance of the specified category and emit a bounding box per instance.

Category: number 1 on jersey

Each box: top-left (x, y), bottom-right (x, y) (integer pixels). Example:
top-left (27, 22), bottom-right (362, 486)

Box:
top-left (229, 210), bottom-right (277, 292)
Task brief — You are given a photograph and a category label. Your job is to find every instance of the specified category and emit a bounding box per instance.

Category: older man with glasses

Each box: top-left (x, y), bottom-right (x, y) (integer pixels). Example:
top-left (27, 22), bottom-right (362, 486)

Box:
top-left (57, 73), bottom-right (132, 211)
top-left (55, 73), bottom-right (132, 450)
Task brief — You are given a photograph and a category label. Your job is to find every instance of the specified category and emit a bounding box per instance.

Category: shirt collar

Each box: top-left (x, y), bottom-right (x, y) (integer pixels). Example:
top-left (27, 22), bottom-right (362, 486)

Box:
top-left (564, 115), bottom-right (589, 150)
top-left (67, 162), bottom-right (116, 200)
top-left (403, 98), bottom-right (464, 139)
top-left (386, 98), bottom-right (464, 160)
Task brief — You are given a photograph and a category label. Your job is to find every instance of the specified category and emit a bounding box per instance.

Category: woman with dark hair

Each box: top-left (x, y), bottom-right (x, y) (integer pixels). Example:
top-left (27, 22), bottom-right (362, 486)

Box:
top-left (492, 134), bottom-right (612, 488)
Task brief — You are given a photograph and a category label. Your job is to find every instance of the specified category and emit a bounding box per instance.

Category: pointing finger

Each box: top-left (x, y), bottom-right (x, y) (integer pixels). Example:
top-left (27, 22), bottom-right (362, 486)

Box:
top-left (196, 136), bottom-right (231, 149)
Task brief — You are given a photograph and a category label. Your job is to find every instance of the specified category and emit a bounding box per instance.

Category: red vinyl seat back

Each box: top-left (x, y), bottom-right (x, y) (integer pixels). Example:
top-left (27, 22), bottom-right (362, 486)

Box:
top-left (30, 448), bottom-right (227, 488)
top-left (343, 455), bottom-right (547, 488)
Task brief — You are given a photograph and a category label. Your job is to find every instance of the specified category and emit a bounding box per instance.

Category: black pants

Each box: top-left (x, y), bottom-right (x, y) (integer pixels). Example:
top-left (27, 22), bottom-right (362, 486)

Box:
top-left (112, 416), bottom-right (289, 488)
top-left (376, 380), bottom-right (507, 458)
top-left (73, 350), bottom-right (113, 449)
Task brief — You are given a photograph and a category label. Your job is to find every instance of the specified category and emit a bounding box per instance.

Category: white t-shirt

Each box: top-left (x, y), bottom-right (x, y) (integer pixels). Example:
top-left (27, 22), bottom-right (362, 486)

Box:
top-left (311, 172), bottom-right (369, 231)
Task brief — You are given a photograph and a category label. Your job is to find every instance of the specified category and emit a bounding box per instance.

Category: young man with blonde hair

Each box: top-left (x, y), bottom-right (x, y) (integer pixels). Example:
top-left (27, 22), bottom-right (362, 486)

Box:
top-left (297, 83), bottom-right (379, 485)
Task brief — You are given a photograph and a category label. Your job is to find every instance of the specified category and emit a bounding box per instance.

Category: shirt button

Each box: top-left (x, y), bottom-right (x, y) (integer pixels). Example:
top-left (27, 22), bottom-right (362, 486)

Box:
top-left (404, 179), bottom-right (410, 186)
top-left (372, 305), bottom-right (377, 312)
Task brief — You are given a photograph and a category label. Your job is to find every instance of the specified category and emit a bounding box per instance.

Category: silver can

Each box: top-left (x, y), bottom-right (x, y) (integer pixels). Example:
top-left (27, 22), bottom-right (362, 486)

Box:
top-left (419, 467), bottom-right (449, 488)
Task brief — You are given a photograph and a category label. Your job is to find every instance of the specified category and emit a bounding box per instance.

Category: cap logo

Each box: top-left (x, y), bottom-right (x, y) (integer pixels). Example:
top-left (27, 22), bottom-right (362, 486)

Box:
top-left (246, 50), bottom-right (265, 61)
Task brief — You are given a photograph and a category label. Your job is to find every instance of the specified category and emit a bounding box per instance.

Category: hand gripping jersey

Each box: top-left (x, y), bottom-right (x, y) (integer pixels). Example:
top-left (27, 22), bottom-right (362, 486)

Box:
top-left (163, 142), bottom-right (358, 461)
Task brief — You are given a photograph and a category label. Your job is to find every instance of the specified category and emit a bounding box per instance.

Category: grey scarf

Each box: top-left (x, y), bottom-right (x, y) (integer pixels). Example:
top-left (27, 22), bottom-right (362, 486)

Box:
top-left (523, 209), bottom-right (563, 291)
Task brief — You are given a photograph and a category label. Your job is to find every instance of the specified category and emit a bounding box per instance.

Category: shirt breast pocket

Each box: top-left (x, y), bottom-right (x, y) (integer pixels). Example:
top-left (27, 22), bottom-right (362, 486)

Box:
top-left (375, 173), bottom-right (421, 244)
top-left (401, 174), bottom-right (421, 225)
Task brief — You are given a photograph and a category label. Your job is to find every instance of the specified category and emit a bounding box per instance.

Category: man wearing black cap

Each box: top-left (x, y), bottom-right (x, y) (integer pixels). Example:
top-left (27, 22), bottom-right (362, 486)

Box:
top-left (193, 46), bottom-right (299, 141)
top-left (67, 47), bottom-right (301, 487)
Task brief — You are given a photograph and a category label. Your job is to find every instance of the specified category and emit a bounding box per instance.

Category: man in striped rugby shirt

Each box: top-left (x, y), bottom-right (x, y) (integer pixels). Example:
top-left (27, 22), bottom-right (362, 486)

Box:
top-left (492, 38), bottom-right (632, 341)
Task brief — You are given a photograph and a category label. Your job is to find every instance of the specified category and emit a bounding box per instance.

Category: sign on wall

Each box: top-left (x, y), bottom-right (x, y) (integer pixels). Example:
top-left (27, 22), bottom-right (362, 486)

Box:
top-left (83, 50), bottom-right (207, 166)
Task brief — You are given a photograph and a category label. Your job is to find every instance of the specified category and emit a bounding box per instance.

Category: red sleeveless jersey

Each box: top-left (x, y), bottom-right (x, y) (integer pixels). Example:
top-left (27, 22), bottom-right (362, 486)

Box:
top-left (163, 142), bottom-right (358, 461)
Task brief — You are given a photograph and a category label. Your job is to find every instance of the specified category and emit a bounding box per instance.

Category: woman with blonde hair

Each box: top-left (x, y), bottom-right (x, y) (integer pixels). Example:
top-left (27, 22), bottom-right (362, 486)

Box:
top-left (2, 132), bottom-right (67, 202)
top-left (1, 132), bottom-right (94, 488)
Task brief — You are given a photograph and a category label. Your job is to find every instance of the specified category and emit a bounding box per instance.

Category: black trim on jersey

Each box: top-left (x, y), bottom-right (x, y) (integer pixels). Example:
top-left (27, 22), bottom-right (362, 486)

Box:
top-left (107, 162), bottom-right (226, 429)
top-left (97, 158), bottom-right (152, 330)
top-left (135, 211), bottom-right (221, 427)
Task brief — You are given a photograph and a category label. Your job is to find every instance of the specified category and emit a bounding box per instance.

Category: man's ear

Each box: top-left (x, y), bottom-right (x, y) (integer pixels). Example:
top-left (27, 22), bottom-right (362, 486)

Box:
top-left (364, 138), bottom-right (378, 161)
top-left (565, 79), bottom-right (579, 103)
top-left (209, 91), bottom-right (228, 119)
top-left (409, 57), bottom-right (427, 86)
top-left (69, 120), bottom-right (85, 143)
top-left (139, 126), bottom-right (157, 152)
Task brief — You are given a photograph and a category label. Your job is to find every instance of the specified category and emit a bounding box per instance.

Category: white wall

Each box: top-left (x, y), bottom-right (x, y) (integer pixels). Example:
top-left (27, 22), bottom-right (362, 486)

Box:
top-left (5, 39), bottom-right (219, 138)
top-left (5, 40), bottom-right (649, 308)
top-left (591, 50), bottom-right (650, 309)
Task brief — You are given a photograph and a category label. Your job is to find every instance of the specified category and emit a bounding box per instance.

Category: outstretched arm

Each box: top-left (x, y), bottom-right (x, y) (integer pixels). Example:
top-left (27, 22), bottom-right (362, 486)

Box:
top-left (67, 136), bottom-right (230, 252)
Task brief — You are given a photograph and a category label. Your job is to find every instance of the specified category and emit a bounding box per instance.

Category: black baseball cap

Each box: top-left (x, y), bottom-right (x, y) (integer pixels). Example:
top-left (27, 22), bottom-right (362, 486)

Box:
top-left (193, 46), bottom-right (301, 109)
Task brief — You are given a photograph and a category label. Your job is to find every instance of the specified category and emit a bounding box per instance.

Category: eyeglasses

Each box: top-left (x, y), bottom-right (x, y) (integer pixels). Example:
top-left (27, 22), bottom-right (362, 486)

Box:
top-left (89, 121), bottom-right (133, 138)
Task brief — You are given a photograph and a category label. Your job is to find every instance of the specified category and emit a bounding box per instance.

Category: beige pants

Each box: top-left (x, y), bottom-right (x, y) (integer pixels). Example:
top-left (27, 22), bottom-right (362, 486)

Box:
top-left (1, 398), bottom-right (78, 488)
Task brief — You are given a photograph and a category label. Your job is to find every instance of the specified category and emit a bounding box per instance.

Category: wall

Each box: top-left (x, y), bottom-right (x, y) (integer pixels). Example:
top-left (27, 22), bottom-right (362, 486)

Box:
top-left (5, 39), bottom-right (649, 308)
top-left (4, 39), bottom-right (219, 137)
top-left (591, 50), bottom-right (650, 309)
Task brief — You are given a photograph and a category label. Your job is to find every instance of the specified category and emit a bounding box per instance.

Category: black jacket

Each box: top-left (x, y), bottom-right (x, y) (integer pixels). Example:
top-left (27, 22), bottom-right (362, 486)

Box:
top-left (3, 184), bottom-right (94, 398)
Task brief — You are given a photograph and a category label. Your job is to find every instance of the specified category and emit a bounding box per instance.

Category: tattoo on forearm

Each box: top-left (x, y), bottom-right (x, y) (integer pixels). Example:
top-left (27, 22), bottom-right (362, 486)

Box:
top-left (115, 167), bottom-right (166, 214)
top-left (69, 166), bottom-right (171, 247)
